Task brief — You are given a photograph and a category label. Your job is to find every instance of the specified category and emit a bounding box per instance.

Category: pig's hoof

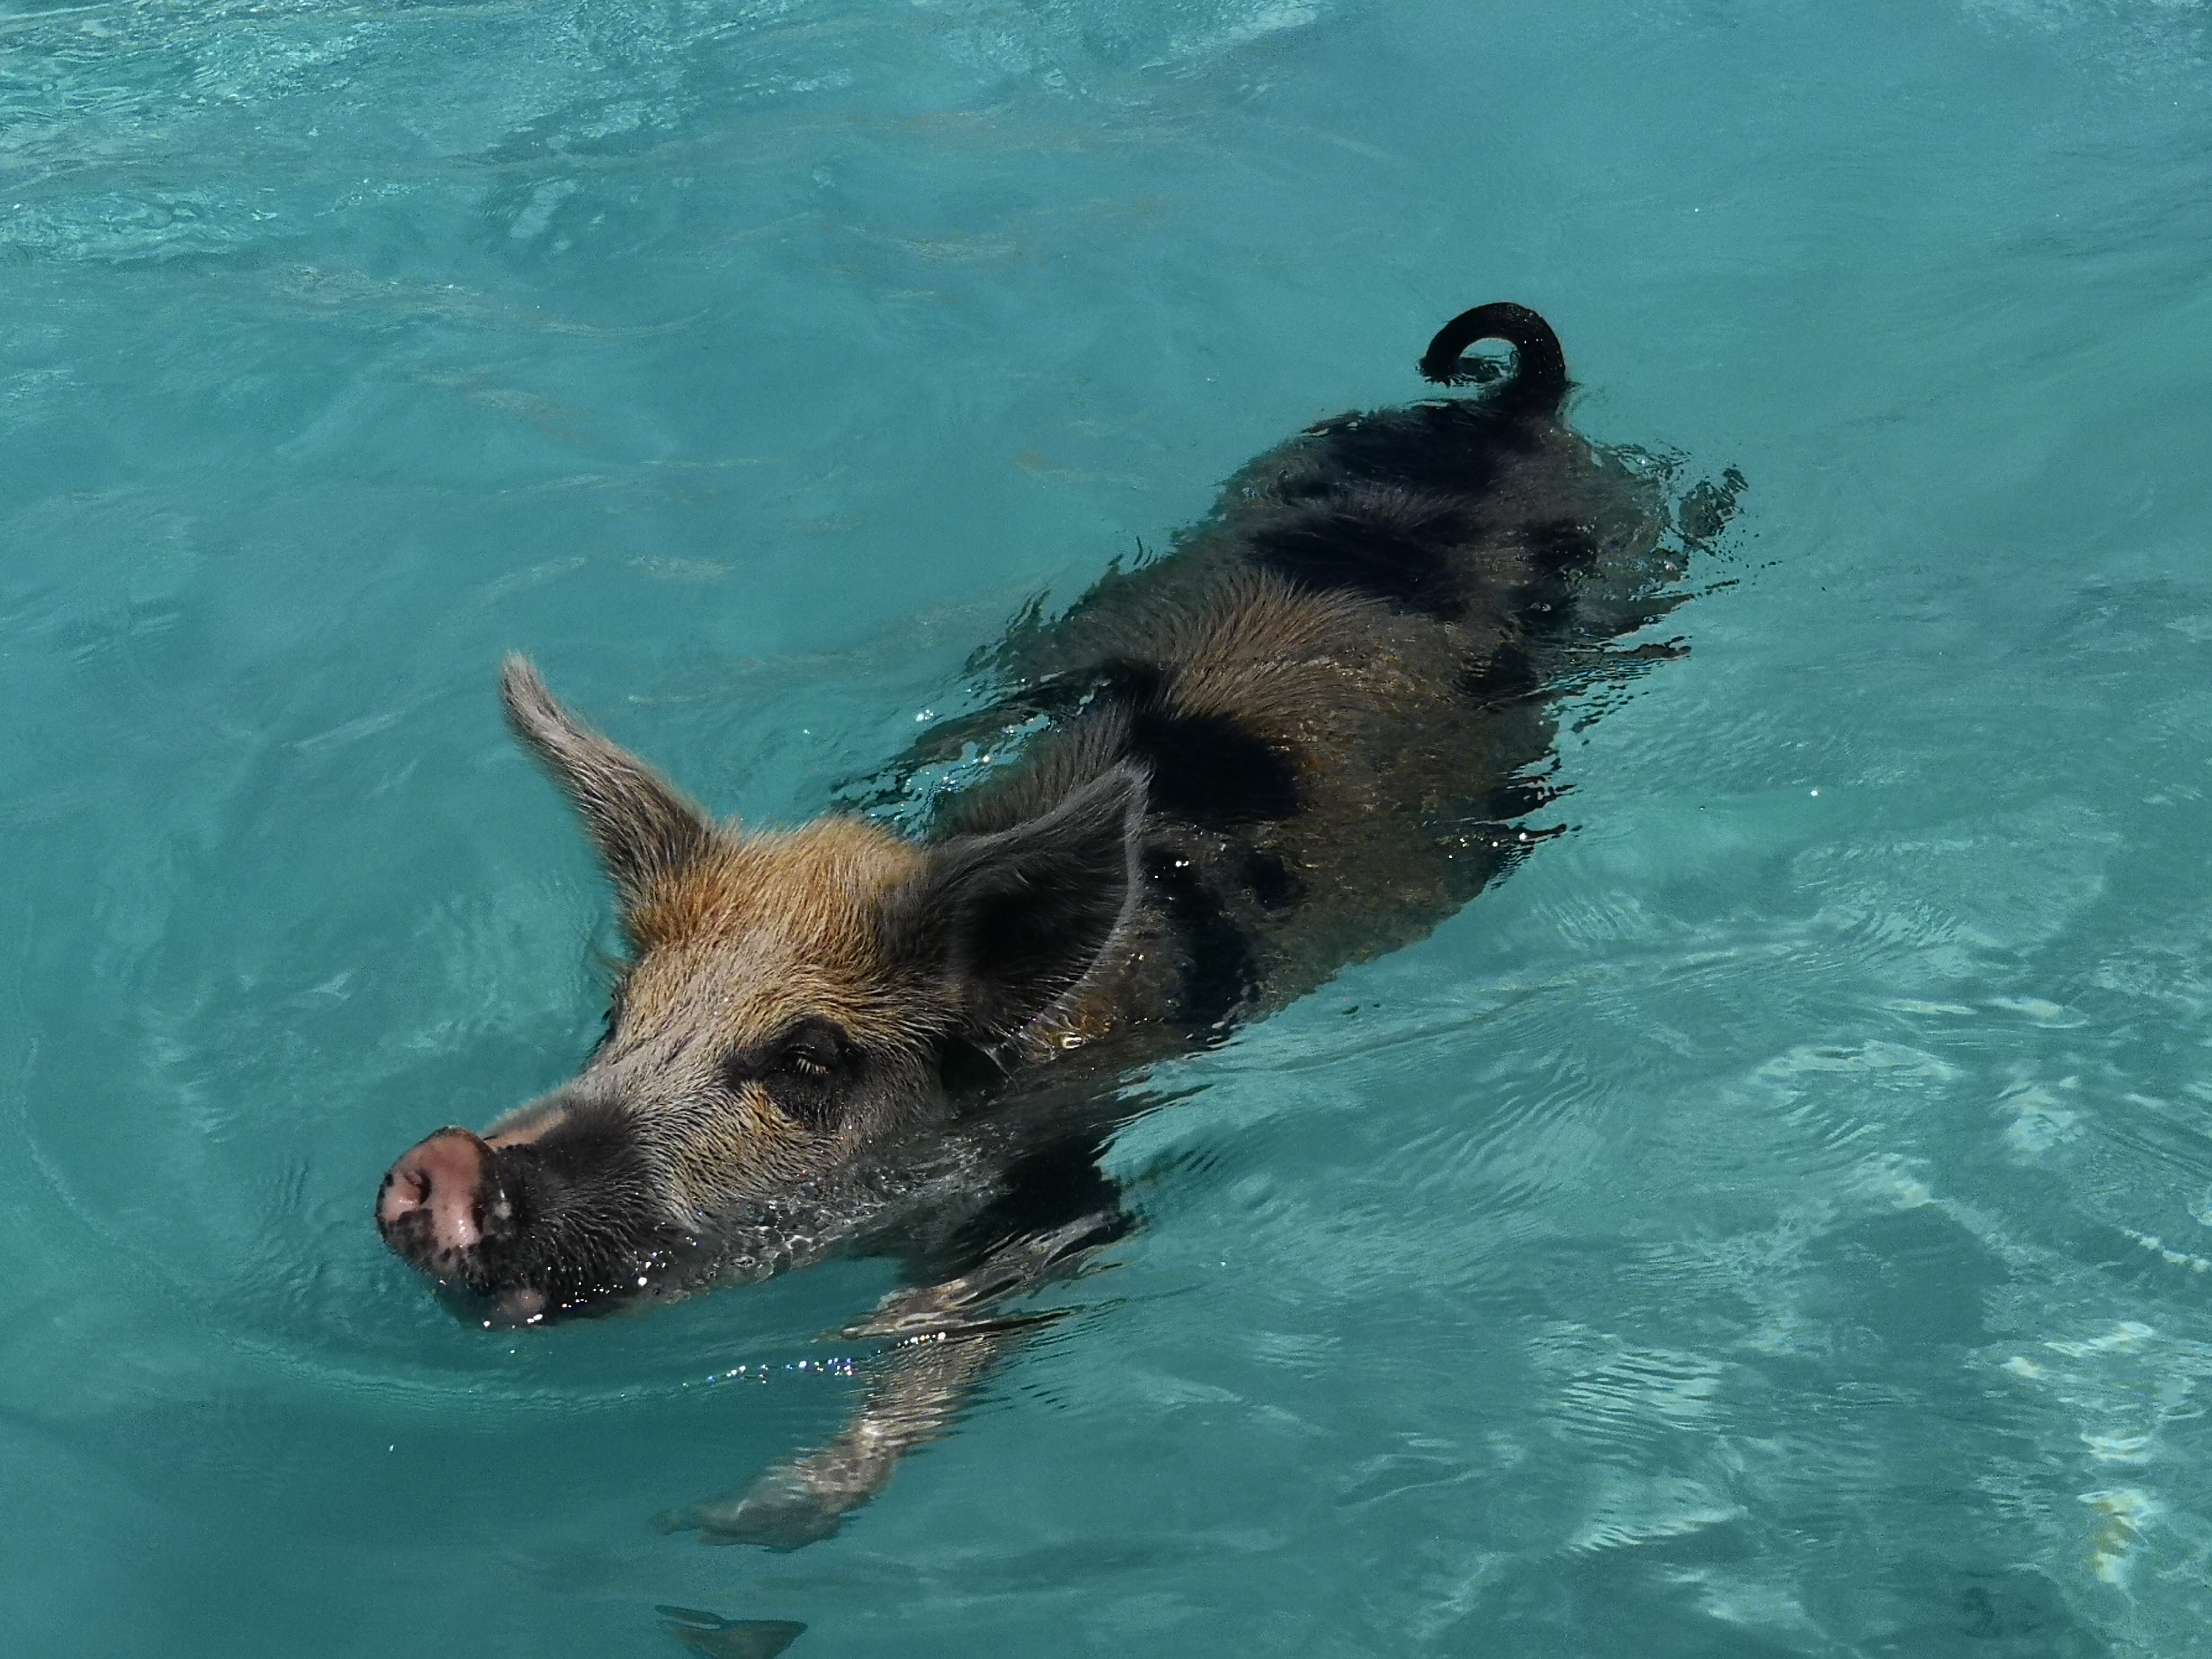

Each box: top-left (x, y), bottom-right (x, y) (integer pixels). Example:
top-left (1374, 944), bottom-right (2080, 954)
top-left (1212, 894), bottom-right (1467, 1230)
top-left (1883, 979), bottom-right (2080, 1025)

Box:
top-left (659, 1470), bottom-right (847, 1550)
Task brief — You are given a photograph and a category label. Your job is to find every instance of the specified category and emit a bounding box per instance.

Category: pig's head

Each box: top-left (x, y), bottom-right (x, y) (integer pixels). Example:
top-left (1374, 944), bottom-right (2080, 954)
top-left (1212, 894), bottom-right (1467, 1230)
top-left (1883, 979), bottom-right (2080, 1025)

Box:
top-left (377, 656), bottom-right (1145, 1325)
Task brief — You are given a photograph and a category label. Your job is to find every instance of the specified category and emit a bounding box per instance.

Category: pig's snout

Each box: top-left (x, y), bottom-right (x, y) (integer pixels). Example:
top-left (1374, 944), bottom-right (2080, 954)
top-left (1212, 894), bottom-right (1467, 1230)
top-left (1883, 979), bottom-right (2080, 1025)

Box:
top-left (377, 1128), bottom-right (511, 1277)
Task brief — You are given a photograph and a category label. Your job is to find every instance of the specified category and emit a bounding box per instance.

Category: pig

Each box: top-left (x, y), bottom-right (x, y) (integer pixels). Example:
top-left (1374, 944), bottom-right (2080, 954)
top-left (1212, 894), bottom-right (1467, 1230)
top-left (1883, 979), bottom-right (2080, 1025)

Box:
top-left (376, 301), bottom-right (1726, 1546)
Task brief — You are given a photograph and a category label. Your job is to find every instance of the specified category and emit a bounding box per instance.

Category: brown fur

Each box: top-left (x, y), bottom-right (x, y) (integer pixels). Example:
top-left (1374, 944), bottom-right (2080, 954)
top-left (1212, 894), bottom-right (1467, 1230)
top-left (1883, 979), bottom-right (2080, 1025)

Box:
top-left (611, 821), bottom-right (936, 1220)
top-left (1145, 570), bottom-right (1387, 730)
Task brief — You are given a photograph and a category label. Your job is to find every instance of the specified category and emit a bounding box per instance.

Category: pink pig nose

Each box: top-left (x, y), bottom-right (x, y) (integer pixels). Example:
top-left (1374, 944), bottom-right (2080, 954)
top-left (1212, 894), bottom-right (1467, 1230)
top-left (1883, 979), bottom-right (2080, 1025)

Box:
top-left (378, 1127), bottom-right (497, 1258)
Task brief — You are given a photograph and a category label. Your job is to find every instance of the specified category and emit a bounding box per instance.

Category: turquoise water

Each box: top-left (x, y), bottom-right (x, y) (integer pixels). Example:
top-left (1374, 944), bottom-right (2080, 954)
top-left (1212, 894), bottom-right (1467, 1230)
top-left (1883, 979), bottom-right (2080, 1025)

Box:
top-left (6, 0), bottom-right (2212, 1651)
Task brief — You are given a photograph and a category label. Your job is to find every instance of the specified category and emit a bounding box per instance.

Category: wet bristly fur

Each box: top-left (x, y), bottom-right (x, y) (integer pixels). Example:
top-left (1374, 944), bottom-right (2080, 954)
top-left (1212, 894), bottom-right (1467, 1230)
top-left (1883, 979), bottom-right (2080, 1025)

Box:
top-left (382, 301), bottom-right (1719, 1329)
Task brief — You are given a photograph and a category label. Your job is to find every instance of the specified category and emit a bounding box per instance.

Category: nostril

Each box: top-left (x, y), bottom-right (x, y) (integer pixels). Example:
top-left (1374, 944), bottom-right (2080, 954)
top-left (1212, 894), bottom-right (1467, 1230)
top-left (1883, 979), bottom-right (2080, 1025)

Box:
top-left (377, 1128), bottom-right (496, 1255)
top-left (378, 1162), bottom-right (431, 1230)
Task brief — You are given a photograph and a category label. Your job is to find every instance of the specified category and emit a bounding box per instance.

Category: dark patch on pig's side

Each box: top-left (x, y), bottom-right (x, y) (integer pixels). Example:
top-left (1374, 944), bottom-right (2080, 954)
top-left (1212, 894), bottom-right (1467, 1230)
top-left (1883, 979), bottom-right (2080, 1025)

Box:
top-left (1287, 400), bottom-right (1532, 498)
top-left (1248, 491), bottom-right (1470, 619)
top-left (1091, 660), bottom-right (1301, 828)
top-left (1523, 516), bottom-right (1601, 572)
top-left (1130, 704), bottom-right (1299, 825)
top-left (1497, 520), bottom-right (1604, 642)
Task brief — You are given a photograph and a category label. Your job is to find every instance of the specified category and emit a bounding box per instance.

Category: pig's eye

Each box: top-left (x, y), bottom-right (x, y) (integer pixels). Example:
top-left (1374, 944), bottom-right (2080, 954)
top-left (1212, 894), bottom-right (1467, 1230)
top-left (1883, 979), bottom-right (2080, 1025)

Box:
top-left (730, 1019), bottom-right (851, 1130)
top-left (778, 1018), bottom-right (848, 1076)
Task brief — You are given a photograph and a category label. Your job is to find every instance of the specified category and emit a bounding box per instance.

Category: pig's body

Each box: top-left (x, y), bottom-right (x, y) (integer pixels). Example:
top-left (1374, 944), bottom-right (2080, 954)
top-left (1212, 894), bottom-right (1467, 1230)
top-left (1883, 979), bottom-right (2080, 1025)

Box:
top-left (377, 303), bottom-right (1709, 1544)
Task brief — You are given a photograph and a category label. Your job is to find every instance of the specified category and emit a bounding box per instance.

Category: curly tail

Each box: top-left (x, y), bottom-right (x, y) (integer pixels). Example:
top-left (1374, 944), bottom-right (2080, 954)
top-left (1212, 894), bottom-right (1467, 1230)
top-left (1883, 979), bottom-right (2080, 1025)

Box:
top-left (1416, 301), bottom-right (1569, 418)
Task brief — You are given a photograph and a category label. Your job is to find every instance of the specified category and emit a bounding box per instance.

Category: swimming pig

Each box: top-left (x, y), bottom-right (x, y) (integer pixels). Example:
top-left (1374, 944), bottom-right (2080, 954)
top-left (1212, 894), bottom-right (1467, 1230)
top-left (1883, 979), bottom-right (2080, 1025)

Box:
top-left (376, 302), bottom-right (1723, 1546)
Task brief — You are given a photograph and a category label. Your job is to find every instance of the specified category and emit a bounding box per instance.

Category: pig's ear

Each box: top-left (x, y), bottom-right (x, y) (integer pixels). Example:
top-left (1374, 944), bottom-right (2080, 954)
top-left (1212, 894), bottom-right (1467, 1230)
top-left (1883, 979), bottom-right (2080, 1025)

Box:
top-left (500, 655), bottom-right (717, 913)
top-left (902, 763), bottom-right (1148, 1041)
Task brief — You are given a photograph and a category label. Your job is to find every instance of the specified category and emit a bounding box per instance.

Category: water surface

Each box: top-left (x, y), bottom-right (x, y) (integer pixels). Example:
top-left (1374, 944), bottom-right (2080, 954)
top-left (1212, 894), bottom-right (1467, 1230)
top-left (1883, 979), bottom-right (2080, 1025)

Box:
top-left (5, 0), bottom-right (2212, 1653)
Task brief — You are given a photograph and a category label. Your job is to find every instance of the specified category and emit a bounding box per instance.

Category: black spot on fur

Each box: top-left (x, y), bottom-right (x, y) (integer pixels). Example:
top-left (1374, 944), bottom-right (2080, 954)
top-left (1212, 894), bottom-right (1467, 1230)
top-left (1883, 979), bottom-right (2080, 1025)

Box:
top-left (1241, 849), bottom-right (1302, 910)
top-left (1091, 660), bottom-right (1300, 828)
top-left (1142, 848), bottom-right (1257, 1033)
top-left (1250, 511), bottom-right (1463, 619)
top-left (1292, 401), bottom-right (1535, 497)
top-left (1131, 707), bottom-right (1299, 826)
top-left (1523, 517), bottom-right (1600, 571)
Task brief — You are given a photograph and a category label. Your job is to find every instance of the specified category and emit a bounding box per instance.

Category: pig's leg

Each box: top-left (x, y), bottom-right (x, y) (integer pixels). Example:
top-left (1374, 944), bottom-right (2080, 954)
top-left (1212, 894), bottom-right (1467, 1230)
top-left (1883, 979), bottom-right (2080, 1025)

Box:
top-left (656, 1211), bottom-right (1123, 1549)
top-left (663, 1318), bottom-right (1021, 1549)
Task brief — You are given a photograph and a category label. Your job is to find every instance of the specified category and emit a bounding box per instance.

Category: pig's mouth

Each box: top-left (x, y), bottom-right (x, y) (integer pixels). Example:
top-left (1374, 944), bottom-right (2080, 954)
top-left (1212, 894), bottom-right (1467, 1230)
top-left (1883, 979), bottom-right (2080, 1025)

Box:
top-left (376, 1112), bottom-right (942, 1327)
top-left (376, 1124), bottom-right (684, 1326)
